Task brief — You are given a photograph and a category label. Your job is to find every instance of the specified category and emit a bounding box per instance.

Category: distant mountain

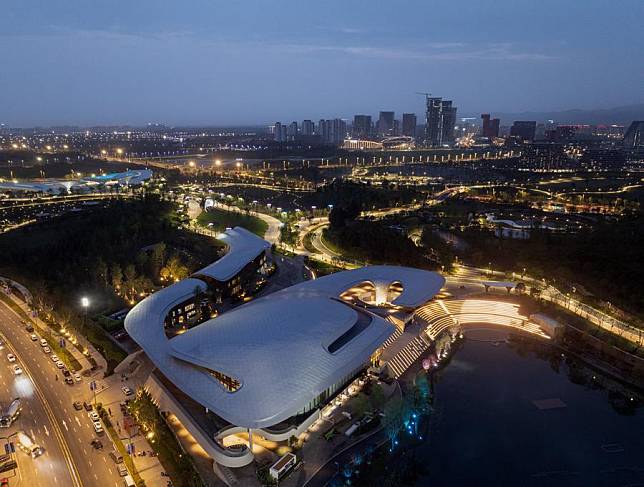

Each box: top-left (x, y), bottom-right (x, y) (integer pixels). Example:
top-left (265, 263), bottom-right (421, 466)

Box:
top-left (470, 104), bottom-right (644, 126)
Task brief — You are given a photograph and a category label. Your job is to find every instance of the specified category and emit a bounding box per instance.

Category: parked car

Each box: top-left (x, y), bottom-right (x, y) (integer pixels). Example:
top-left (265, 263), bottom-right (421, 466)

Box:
top-left (91, 438), bottom-right (103, 450)
top-left (42, 346), bottom-right (51, 354)
top-left (30, 334), bottom-right (38, 341)
top-left (6, 354), bottom-right (15, 363)
top-left (73, 401), bottom-right (83, 411)
top-left (83, 402), bottom-right (93, 411)
top-left (93, 422), bottom-right (104, 434)
top-left (64, 376), bottom-right (74, 385)
top-left (88, 411), bottom-right (100, 422)
top-left (50, 354), bottom-right (59, 362)
top-left (56, 361), bottom-right (64, 369)
top-left (13, 365), bottom-right (22, 375)
top-left (121, 386), bottom-right (133, 396)
top-left (73, 373), bottom-right (82, 382)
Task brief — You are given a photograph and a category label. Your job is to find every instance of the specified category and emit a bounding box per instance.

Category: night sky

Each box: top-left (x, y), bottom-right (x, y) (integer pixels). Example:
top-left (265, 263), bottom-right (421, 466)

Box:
top-left (2, 0), bottom-right (643, 126)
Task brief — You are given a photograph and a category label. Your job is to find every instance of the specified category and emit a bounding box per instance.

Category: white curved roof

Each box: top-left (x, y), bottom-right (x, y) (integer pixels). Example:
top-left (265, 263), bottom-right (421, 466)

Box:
top-left (197, 227), bottom-right (270, 282)
top-left (125, 237), bottom-right (444, 428)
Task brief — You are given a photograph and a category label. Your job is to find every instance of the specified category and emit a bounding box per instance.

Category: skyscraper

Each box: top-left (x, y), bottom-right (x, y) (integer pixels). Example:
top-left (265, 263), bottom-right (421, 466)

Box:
top-left (510, 121), bottom-right (537, 141)
top-left (377, 111), bottom-right (395, 136)
top-left (301, 120), bottom-right (314, 136)
top-left (352, 115), bottom-right (372, 138)
top-left (402, 113), bottom-right (417, 137)
top-left (424, 97), bottom-right (457, 146)
top-left (273, 122), bottom-right (287, 142)
top-left (623, 121), bottom-right (644, 150)
top-left (287, 122), bottom-right (298, 140)
top-left (317, 119), bottom-right (347, 145)
top-left (481, 113), bottom-right (500, 138)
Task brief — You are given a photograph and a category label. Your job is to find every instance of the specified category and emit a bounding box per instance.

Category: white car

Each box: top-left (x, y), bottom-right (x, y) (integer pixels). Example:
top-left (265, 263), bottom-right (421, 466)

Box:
top-left (121, 386), bottom-right (133, 396)
top-left (13, 365), bottom-right (22, 375)
top-left (43, 346), bottom-right (51, 354)
top-left (93, 422), bottom-right (103, 434)
top-left (30, 334), bottom-right (38, 341)
top-left (56, 361), bottom-right (64, 369)
top-left (50, 355), bottom-right (59, 362)
top-left (40, 339), bottom-right (48, 347)
top-left (6, 354), bottom-right (16, 363)
top-left (88, 411), bottom-right (100, 422)
top-left (73, 372), bottom-right (82, 382)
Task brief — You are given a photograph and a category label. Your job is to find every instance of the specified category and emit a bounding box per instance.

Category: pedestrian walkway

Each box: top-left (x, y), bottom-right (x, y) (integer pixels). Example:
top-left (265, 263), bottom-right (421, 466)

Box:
top-left (95, 352), bottom-right (167, 486)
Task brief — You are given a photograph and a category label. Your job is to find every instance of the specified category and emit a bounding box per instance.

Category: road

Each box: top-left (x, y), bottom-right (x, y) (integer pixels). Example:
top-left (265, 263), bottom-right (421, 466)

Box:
top-left (0, 301), bottom-right (125, 487)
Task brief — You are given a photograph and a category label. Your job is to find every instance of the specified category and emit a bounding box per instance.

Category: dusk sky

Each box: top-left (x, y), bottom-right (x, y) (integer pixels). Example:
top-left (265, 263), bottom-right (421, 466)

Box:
top-left (2, 0), bottom-right (643, 126)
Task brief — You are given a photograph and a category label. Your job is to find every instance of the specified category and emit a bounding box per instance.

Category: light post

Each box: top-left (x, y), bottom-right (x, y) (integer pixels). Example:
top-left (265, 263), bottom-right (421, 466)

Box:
top-left (81, 296), bottom-right (90, 331)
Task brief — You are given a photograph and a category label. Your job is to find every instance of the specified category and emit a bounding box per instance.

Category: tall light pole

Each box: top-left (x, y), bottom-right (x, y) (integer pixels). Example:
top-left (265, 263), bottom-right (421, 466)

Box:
top-left (81, 296), bottom-right (90, 330)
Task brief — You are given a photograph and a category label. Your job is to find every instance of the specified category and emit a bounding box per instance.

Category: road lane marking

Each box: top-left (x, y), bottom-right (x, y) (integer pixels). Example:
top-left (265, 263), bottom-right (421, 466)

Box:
top-left (62, 420), bottom-right (68, 431)
top-left (44, 425), bottom-right (50, 436)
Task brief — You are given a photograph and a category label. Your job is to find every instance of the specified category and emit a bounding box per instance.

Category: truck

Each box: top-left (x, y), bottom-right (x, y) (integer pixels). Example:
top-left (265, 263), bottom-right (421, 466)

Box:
top-left (17, 431), bottom-right (42, 458)
top-left (0, 399), bottom-right (21, 428)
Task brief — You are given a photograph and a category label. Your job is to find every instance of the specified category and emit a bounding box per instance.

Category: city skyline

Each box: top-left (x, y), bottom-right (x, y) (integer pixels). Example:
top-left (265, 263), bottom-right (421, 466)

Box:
top-left (1, 0), bottom-right (643, 126)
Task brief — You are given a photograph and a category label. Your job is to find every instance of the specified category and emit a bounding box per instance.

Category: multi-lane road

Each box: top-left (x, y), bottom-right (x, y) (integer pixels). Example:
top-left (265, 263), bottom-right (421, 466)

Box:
top-left (0, 301), bottom-right (124, 487)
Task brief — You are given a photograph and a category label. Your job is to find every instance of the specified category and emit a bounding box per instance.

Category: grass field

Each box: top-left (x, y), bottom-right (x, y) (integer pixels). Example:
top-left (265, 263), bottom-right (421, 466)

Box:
top-left (197, 207), bottom-right (268, 237)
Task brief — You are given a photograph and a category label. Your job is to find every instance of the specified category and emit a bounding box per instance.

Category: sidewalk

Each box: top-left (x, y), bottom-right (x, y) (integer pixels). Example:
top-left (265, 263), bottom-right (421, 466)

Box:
top-left (95, 352), bottom-right (167, 486)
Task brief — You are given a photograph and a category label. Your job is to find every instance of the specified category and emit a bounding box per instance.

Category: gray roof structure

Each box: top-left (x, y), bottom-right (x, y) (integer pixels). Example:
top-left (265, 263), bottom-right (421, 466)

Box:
top-left (125, 230), bottom-right (445, 429)
top-left (196, 227), bottom-right (270, 282)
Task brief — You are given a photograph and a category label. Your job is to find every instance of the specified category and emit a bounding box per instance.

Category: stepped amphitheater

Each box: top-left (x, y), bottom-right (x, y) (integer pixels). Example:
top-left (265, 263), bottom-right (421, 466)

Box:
top-left (383, 298), bottom-right (550, 379)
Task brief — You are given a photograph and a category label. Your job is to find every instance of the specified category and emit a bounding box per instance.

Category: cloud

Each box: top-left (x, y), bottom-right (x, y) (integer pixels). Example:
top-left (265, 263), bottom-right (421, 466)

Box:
top-left (283, 42), bottom-right (556, 62)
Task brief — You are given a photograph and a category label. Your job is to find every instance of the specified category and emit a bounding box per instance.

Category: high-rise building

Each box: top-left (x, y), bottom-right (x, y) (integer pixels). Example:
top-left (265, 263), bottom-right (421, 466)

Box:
top-left (317, 119), bottom-right (347, 145)
top-left (377, 111), bottom-right (395, 136)
top-left (481, 113), bottom-right (500, 138)
top-left (273, 122), bottom-right (287, 143)
top-left (287, 122), bottom-right (298, 140)
top-left (352, 115), bottom-right (372, 138)
top-left (301, 120), bottom-right (314, 136)
top-left (424, 97), bottom-right (457, 146)
top-left (510, 121), bottom-right (537, 141)
top-left (402, 113), bottom-right (417, 137)
top-left (624, 121), bottom-right (644, 150)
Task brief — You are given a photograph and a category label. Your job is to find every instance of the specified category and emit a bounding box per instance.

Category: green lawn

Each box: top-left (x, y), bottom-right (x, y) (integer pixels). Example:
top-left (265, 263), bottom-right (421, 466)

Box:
top-left (197, 208), bottom-right (268, 237)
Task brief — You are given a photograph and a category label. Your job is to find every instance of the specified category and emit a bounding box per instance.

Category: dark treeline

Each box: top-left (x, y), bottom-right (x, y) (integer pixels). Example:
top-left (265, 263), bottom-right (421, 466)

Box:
top-left (0, 195), bottom-right (216, 311)
top-left (459, 213), bottom-right (644, 317)
top-left (324, 221), bottom-right (434, 269)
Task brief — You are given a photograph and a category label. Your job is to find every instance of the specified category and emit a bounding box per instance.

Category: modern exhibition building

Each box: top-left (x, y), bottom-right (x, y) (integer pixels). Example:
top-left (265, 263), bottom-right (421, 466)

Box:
top-left (125, 228), bottom-right (444, 467)
top-left (0, 169), bottom-right (153, 195)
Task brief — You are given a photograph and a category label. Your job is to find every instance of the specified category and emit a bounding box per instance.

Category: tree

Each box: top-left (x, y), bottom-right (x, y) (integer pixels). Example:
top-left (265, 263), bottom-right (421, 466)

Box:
top-left (369, 383), bottom-right (386, 411)
top-left (93, 258), bottom-right (109, 287)
top-left (352, 393), bottom-right (370, 418)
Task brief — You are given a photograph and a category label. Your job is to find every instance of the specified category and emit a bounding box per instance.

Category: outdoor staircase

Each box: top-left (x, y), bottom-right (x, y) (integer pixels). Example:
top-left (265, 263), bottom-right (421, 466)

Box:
top-left (386, 335), bottom-right (431, 379)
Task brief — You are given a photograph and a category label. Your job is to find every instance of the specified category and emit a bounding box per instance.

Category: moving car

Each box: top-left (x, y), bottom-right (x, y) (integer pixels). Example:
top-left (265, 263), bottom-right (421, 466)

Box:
top-left (6, 354), bottom-right (15, 363)
top-left (91, 438), bottom-right (103, 450)
top-left (17, 431), bottom-right (42, 458)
